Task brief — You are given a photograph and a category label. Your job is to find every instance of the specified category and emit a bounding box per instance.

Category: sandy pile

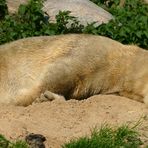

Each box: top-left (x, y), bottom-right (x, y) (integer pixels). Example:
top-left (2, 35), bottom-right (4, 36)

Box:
top-left (0, 95), bottom-right (147, 148)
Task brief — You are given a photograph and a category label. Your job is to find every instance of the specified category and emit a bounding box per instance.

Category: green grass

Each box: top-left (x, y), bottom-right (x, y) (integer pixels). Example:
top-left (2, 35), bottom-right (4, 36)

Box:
top-left (62, 124), bottom-right (145, 148)
top-left (0, 135), bottom-right (29, 148)
top-left (0, 124), bottom-right (147, 148)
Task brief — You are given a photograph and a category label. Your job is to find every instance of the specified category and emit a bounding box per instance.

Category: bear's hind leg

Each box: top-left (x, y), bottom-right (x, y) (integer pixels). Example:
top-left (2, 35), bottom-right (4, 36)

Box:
top-left (14, 87), bottom-right (41, 106)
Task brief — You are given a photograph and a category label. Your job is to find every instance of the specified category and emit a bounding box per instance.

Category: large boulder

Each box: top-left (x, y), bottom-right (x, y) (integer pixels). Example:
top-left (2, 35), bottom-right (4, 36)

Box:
top-left (6, 0), bottom-right (114, 26)
top-left (43, 0), bottom-right (114, 26)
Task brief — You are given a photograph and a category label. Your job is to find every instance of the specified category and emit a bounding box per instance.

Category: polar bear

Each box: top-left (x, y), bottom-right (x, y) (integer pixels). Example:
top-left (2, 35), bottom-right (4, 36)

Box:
top-left (0, 34), bottom-right (148, 106)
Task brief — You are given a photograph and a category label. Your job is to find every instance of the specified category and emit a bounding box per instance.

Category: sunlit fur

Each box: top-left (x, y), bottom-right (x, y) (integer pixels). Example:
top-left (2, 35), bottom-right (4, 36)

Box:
top-left (0, 34), bottom-right (148, 106)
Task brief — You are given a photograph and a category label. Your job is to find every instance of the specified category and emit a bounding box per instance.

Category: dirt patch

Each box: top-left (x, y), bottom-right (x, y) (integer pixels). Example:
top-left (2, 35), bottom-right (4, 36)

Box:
top-left (0, 95), bottom-right (147, 148)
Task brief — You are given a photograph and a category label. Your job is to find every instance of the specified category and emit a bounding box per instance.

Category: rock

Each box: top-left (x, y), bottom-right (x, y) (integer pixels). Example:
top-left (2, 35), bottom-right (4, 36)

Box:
top-left (43, 0), bottom-right (114, 26)
top-left (25, 133), bottom-right (46, 148)
top-left (6, 0), bottom-right (113, 26)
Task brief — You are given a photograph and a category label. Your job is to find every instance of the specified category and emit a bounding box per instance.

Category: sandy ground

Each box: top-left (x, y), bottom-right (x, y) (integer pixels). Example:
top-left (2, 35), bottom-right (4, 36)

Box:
top-left (0, 95), bottom-right (147, 148)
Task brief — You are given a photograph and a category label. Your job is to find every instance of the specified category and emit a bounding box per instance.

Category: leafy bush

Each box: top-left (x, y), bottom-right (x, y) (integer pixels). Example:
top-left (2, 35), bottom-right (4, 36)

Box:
top-left (0, 0), bottom-right (83, 45)
top-left (0, 0), bottom-right (148, 49)
top-left (55, 11), bottom-right (84, 34)
top-left (89, 0), bottom-right (148, 49)
top-left (90, 0), bottom-right (124, 9)
top-left (62, 124), bottom-right (143, 148)
top-left (0, 0), bottom-right (8, 20)
top-left (0, 0), bottom-right (52, 43)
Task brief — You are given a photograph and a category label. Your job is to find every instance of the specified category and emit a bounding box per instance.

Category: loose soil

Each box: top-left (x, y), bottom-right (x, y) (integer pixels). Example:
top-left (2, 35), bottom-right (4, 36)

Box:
top-left (0, 95), bottom-right (147, 148)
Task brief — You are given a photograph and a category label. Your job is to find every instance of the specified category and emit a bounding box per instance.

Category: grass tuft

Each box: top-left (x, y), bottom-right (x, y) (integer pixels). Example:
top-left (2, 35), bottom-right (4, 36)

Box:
top-left (62, 124), bottom-right (143, 148)
top-left (0, 134), bottom-right (29, 148)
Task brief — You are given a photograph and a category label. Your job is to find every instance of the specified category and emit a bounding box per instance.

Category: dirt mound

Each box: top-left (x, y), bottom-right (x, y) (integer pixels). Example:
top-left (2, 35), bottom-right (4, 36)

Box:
top-left (0, 95), bottom-right (147, 148)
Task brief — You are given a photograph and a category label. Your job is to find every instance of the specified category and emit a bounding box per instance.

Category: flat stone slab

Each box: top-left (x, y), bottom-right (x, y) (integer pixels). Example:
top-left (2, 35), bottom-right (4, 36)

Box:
top-left (7, 0), bottom-right (114, 26)
top-left (43, 0), bottom-right (114, 26)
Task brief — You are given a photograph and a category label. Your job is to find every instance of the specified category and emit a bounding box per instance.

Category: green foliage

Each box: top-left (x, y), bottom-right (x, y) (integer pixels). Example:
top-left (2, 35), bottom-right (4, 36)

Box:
top-left (0, 0), bottom-right (83, 45)
top-left (88, 0), bottom-right (148, 49)
top-left (0, 124), bottom-right (147, 148)
top-left (90, 0), bottom-right (122, 9)
top-left (0, 0), bottom-right (50, 43)
top-left (62, 125), bottom-right (143, 148)
top-left (17, 0), bottom-right (46, 35)
top-left (55, 11), bottom-right (84, 34)
top-left (0, 134), bottom-right (29, 148)
top-left (0, 0), bottom-right (147, 49)
top-left (0, 0), bottom-right (8, 20)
